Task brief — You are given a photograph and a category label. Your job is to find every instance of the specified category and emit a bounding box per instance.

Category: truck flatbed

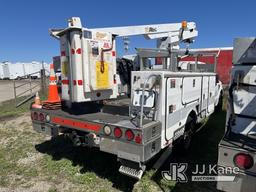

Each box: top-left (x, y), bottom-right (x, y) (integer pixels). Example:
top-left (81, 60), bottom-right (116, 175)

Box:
top-left (32, 101), bottom-right (152, 133)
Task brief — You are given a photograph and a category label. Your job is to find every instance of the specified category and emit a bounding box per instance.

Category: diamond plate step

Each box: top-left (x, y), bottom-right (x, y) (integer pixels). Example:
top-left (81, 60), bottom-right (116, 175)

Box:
top-left (119, 165), bottom-right (144, 180)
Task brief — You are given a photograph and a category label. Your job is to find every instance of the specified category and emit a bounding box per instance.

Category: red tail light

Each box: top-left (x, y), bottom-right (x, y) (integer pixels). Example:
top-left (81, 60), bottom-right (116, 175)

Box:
top-left (125, 129), bottom-right (134, 141)
top-left (33, 112), bottom-right (38, 120)
top-left (234, 153), bottom-right (254, 170)
top-left (62, 80), bottom-right (69, 85)
top-left (114, 127), bottom-right (122, 138)
top-left (39, 113), bottom-right (45, 121)
top-left (135, 134), bottom-right (142, 144)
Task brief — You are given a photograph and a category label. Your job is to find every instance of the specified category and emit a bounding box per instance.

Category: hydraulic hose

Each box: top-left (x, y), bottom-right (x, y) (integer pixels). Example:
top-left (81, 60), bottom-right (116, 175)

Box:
top-left (100, 38), bottom-right (115, 73)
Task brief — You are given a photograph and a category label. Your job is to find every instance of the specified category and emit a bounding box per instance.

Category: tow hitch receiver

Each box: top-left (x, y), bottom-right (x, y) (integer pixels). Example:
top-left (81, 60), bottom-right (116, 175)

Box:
top-left (119, 165), bottom-right (144, 180)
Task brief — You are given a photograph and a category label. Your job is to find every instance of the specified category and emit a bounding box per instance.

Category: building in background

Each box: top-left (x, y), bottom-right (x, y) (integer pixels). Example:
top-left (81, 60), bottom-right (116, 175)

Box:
top-left (0, 61), bottom-right (50, 79)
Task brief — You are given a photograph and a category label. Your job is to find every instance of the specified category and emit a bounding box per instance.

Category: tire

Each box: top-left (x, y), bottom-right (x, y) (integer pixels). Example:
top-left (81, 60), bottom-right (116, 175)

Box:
top-left (176, 116), bottom-right (195, 152)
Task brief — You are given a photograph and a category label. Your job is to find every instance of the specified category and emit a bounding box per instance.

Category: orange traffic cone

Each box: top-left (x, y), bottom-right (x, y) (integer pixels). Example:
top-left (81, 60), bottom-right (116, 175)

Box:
top-left (32, 92), bottom-right (42, 109)
top-left (42, 64), bottom-right (61, 110)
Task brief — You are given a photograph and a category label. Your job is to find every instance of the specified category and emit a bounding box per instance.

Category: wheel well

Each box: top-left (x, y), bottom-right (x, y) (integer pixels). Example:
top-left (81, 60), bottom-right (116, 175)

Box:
top-left (188, 110), bottom-right (197, 123)
top-left (184, 110), bottom-right (197, 132)
top-left (220, 90), bottom-right (223, 97)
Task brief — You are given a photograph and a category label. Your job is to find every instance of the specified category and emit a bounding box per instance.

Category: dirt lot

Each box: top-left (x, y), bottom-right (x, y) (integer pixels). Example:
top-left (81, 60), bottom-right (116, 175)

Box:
top-left (0, 80), bottom-right (40, 103)
top-left (0, 104), bottom-right (226, 192)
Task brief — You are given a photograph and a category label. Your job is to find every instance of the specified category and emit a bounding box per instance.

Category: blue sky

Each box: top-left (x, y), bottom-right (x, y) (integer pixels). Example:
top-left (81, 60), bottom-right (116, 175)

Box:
top-left (0, 0), bottom-right (255, 63)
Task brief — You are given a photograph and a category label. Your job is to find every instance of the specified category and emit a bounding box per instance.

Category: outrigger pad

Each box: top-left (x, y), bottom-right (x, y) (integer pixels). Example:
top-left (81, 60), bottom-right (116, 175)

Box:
top-left (119, 165), bottom-right (143, 180)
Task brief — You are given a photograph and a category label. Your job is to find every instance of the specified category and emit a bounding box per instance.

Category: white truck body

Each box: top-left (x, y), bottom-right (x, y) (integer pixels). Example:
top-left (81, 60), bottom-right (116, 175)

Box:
top-left (31, 17), bottom-right (222, 179)
top-left (131, 70), bottom-right (217, 148)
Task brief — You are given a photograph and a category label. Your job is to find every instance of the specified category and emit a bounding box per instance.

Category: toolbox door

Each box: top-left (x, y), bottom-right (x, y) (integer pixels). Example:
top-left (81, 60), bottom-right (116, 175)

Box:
top-left (165, 77), bottom-right (182, 141)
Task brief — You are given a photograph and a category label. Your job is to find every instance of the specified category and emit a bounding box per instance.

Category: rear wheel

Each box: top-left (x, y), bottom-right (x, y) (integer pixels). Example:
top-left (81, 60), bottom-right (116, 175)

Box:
top-left (176, 116), bottom-right (196, 152)
top-left (182, 117), bottom-right (195, 150)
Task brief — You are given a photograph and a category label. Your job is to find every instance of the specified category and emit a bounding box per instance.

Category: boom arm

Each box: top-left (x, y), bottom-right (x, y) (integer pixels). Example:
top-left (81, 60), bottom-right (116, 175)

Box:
top-left (93, 21), bottom-right (197, 49)
top-left (93, 22), bottom-right (197, 38)
top-left (50, 17), bottom-right (198, 49)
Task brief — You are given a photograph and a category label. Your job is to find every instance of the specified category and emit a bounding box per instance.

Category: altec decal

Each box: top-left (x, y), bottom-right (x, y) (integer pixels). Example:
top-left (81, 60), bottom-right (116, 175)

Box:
top-left (52, 117), bottom-right (101, 132)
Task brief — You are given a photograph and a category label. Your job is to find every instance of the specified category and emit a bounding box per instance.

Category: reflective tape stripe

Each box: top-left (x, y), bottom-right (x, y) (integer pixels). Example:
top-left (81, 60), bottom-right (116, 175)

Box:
top-left (76, 48), bottom-right (82, 54)
top-left (71, 48), bottom-right (82, 55)
top-left (62, 80), bottom-right (69, 85)
top-left (52, 116), bottom-right (101, 132)
top-left (73, 80), bottom-right (83, 86)
top-left (78, 80), bottom-right (83, 85)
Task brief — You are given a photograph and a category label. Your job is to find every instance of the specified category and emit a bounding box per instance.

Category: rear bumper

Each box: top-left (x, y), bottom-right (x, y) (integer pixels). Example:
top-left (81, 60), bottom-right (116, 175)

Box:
top-left (32, 120), bottom-right (161, 163)
top-left (33, 121), bottom-right (59, 136)
top-left (217, 139), bottom-right (256, 192)
top-left (217, 172), bottom-right (256, 192)
top-left (99, 136), bottom-right (161, 163)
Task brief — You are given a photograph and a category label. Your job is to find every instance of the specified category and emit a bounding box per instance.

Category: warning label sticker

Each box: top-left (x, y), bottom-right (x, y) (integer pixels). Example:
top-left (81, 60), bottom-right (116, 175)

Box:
top-left (96, 61), bottom-right (109, 89)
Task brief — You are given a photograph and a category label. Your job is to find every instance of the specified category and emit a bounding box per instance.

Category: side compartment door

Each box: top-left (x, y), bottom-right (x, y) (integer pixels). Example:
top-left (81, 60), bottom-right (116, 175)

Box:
top-left (182, 76), bottom-right (201, 105)
top-left (201, 76), bottom-right (209, 117)
top-left (165, 78), bottom-right (182, 141)
top-left (207, 75), bottom-right (216, 114)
